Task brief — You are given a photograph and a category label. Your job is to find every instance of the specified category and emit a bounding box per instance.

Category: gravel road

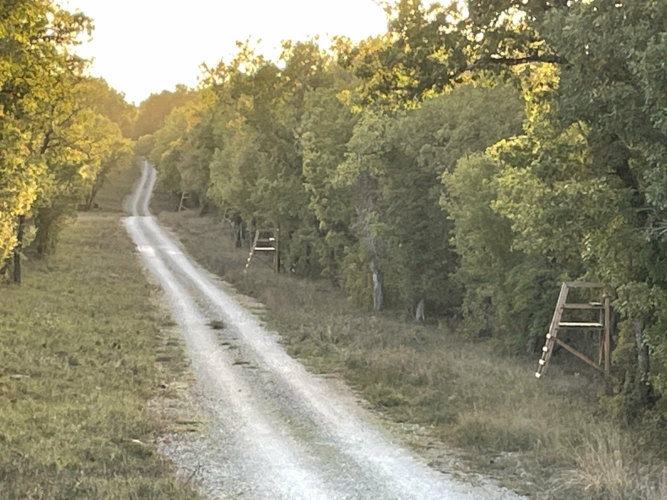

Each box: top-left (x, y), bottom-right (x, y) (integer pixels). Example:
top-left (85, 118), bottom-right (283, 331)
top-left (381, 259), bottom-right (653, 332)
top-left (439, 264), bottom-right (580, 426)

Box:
top-left (123, 161), bottom-right (524, 500)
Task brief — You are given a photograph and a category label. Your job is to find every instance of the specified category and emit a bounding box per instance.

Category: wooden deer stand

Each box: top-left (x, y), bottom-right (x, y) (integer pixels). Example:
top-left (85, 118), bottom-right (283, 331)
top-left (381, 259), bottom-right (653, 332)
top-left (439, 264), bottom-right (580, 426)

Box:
top-left (244, 229), bottom-right (280, 274)
top-left (536, 282), bottom-right (611, 379)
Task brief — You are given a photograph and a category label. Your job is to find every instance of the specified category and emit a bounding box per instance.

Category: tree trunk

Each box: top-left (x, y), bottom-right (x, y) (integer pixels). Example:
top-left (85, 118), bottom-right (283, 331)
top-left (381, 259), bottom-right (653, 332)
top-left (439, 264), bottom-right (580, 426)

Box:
top-left (370, 260), bottom-right (383, 311)
top-left (234, 217), bottom-right (244, 248)
top-left (83, 185), bottom-right (98, 211)
top-left (415, 298), bottom-right (425, 322)
top-left (634, 320), bottom-right (651, 404)
top-left (13, 215), bottom-right (25, 284)
top-left (198, 199), bottom-right (210, 217)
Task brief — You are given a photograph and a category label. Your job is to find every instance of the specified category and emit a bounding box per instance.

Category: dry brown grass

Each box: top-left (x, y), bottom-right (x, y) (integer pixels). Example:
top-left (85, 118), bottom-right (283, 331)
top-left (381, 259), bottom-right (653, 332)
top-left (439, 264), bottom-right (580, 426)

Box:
top-left (553, 429), bottom-right (667, 499)
top-left (155, 206), bottom-right (667, 500)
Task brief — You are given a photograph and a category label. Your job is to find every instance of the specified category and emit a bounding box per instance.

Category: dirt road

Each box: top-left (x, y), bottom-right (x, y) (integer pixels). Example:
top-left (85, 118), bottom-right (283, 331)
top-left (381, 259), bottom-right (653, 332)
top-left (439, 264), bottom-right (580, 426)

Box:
top-left (123, 161), bottom-right (523, 500)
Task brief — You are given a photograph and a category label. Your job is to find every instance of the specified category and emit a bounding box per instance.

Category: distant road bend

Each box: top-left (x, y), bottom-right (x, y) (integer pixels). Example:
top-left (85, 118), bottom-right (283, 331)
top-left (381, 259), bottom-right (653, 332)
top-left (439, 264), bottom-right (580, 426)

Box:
top-left (123, 161), bottom-right (523, 500)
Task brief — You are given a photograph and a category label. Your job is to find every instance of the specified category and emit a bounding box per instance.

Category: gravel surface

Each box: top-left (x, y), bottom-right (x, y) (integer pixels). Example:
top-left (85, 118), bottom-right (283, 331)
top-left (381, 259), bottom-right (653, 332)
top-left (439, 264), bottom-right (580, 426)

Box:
top-left (123, 161), bottom-right (525, 500)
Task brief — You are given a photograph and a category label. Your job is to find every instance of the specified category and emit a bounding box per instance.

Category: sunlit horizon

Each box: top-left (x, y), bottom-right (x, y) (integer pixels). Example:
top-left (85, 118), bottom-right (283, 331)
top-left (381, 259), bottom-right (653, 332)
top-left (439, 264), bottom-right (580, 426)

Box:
top-left (61, 0), bottom-right (389, 105)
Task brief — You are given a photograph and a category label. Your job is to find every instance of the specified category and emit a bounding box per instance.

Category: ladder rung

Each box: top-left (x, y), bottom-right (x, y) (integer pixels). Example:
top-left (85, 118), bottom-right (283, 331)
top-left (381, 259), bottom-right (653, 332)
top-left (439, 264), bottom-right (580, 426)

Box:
top-left (539, 359), bottom-right (546, 365)
top-left (535, 372), bottom-right (542, 378)
top-left (254, 247), bottom-right (276, 251)
top-left (562, 303), bottom-right (604, 310)
top-left (256, 239), bottom-right (275, 243)
top-left (558, 322), bottom-right (604, 329)
top-left (542, 346), bottom-right (549, 352)
top-left (563, 282), bottom-right (604, 288)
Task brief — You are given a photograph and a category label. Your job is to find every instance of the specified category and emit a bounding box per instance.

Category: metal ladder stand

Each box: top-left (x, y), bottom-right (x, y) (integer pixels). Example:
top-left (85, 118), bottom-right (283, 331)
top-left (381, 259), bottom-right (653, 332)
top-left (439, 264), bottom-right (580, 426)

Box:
top-left (536, 282), bottom-right (611, 378)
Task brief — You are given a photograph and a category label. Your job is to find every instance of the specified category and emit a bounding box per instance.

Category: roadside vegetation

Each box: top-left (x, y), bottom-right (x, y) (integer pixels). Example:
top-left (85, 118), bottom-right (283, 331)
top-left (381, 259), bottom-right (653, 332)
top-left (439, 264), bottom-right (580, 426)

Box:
top-left (0, 170), bottom-right (200, 499)
top-left (141, 0), bottom-right (667, 454)
top-left (140, 1), bottom-right (667, 498)
top-left (156, 207), bottom-right (667, 500)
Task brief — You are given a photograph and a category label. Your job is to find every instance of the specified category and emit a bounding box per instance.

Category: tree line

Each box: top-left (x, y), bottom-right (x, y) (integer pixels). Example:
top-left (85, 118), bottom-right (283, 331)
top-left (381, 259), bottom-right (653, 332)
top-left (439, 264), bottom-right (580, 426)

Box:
top-left (143, 0), bottom-right (667, 425)
top-left (4, 0), bottom-right (667, 429)
top-left (0, 0), bottom-right (136, 280)
top-left (0, 0), bottom-right (188, 282)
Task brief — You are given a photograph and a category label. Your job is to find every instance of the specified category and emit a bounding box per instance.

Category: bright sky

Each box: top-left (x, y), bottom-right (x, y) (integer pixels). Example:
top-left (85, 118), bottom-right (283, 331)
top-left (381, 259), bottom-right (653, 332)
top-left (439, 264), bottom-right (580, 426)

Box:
top-left (60, 0), bottom-right (389, 105)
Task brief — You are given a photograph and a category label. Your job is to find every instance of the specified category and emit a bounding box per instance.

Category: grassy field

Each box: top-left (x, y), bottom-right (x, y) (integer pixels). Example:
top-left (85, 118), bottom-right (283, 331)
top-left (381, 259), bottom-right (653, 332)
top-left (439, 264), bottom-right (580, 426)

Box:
top-left (0, 167), bottom-right (200, 499)
top-left (155, 205), bottom-right (667, 500)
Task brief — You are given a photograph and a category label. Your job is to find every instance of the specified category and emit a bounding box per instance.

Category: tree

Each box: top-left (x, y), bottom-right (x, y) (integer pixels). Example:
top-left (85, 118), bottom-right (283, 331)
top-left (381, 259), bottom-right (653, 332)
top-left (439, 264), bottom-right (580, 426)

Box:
top-left (347, 0), bottom-right (562, 106)
top-left (0, 0), bottom-right (92, 278)
top-left (132, 85), bottom-right (193, 140)
top-left (335, 84), bottom-right (523, 313)
top-left (149, 91), bottom-right (211, 197)
top-left (77, 78), bottom-right (134, 211)
top-left (76, 77), bottom-right (136, 138)
top-left (1, 2), bottom-right (136, 281)
top-left (301, 77), bottom-right (359, 281)
top-left (204, 41), bottom-right (336, 273)
top-left (31, 87), bottom-right (133, 252)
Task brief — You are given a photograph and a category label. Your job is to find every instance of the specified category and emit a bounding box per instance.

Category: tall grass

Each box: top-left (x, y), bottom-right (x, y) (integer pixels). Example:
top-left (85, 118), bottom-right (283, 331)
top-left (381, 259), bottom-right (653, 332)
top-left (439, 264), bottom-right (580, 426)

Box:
top-left (553, 429), bottom-right (667, 499)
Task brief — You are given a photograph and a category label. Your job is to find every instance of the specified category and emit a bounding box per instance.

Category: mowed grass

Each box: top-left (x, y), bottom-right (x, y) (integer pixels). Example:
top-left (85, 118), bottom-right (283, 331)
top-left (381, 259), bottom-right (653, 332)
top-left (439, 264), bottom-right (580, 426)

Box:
top-left (157, 208), bottom-right (667, 500)
top-left (0, 168), bottom-right (200, 499)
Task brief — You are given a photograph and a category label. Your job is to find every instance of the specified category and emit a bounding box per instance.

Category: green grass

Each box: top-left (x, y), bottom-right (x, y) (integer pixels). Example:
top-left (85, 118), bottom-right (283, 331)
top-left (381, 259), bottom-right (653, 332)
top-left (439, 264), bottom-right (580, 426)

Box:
top-left (0, 165), bottom-right (200, 499)
top-left (156, 208), bottom-right (667, 500)
top-left (87, 164), bottom-right (139, 213)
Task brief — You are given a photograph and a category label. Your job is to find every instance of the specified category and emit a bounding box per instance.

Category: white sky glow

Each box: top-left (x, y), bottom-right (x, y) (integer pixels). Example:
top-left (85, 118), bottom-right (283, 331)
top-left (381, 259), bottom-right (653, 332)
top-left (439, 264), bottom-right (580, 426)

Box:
top-left (61, 0), bottom-right (389, 104)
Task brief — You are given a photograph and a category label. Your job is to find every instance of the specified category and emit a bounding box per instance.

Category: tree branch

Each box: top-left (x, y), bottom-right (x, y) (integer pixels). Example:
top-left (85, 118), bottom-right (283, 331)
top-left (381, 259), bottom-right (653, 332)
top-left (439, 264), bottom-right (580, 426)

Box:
top-left (466, 53), bottom-right (566, 72)
top-left (39, 130), bottom-right (54, 155)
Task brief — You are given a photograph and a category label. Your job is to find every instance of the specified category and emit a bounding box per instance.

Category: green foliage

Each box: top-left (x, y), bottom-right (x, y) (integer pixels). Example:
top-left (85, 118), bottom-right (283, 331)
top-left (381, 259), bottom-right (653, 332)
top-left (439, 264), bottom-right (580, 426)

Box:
top-left (540, 0), bottom-right (667, 212)
top-left (143, 0), bottom-right (667, 424)
top-left (131, 85), bottom-right (193, 140)
top-left (76, 77), bottom-right (136, 138)
top-left (301, 82), bottom-right (359, 280)
top-left (200, 41), bottom-right (337, 273)
top-left (340, 243), bottom-right (374, 308)
top-left (0, 0), bottom-right (88, 265)
top-left (28, 82), bottom-right (134, 255)
top-left (346, 0), bottom-right (667, 419)
top-left (0, 0), bottom-right (135, 274)
top-left (149, 90), bottom-right (212, 198)
top-left (609, 283), bottom-right (667, 423)
top-left (375, 85), bottom-right (523, 313)
top-left (149, 40), bottom-right (521, 315)
top-left (444, 153), bottom-right (558, 350)
top-left (134, 134), bottom-right (156, 158)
